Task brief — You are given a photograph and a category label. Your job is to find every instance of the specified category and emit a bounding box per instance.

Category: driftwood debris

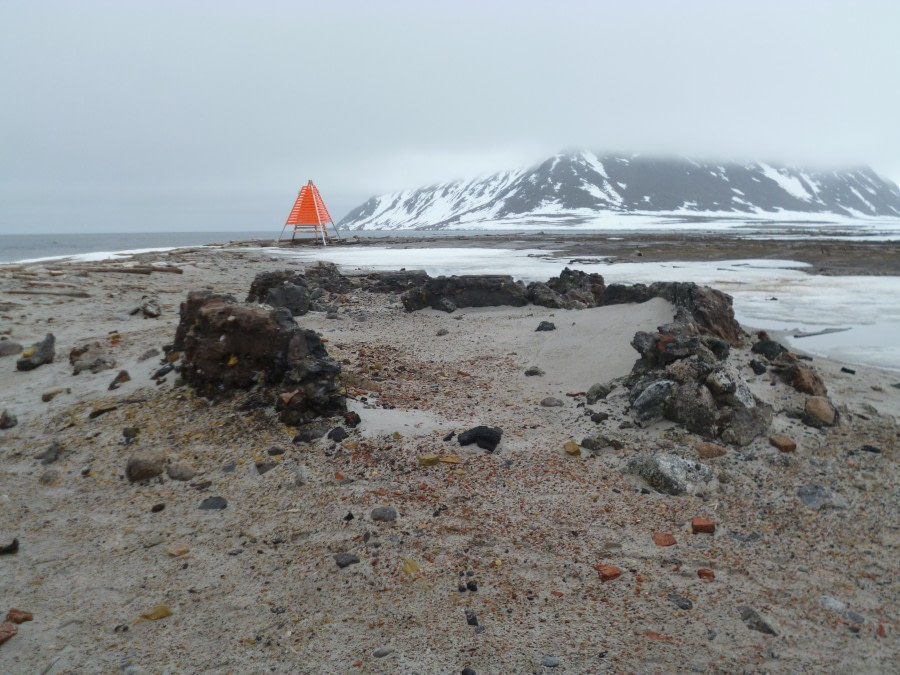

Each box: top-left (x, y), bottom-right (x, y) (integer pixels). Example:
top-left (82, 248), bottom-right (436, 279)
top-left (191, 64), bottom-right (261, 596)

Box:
top-left (7, 290), bottom-right (91, 298)
top-left (46, 265), bottom-right (184, 275)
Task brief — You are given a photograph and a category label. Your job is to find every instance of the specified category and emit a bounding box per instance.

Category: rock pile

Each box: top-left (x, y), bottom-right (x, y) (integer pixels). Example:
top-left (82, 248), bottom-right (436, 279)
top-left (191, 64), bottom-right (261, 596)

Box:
top-left (173, 291), bottom-right (345, 425)
top-left (401, 275), bottom-right (528, 313)
top-left (245, 262), bottom-right (352, 317)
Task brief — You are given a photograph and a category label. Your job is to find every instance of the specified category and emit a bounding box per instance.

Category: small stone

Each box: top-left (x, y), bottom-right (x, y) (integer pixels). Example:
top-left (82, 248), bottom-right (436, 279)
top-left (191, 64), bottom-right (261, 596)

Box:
top-left (41, 387), bottom-right (67, 402)
top-left (466, 580), bottom-right (478, 592)
top-left (0, 409), bottom-right (17, 429)
top-left (563, 440), bottom-right (580, 456)
top-left (149, 503), bottom-right (166, 513)
top-left (697, 568), bottom-right (715, 582)
top-left (819, 596), bottom-right (846, 612)
top-left (461, 668), bottom-right (476, 675)
top-left (840, 366), bottom-right (856, 375)
top-left (652, 532), bottom-right (676, 547)
top-left (418, 453), bottom-right (440, 467)
top-left (334, 553), bottom-right (360, 568)
top-left (373, 647), bottom-right (394, 658)
top-left (343, 411), bottom-right (362, 428)
top-left (88, 404), bottom-right (118, 419)
top-left (846, 611), bottom-right (865, 624)
top-left (5, 609), bottom-right (33, 624)
top-left (255, 461), bottom-right (276, 475)
top-left (0, 623), bottom-right (17, 645)
top-left (691, 517), bottom-right (715, 534)
top-left (669, 593), bottom-right (693, 610)
top-left (0, 538), bottom-right (20, 555)
top-left (797, 484), bottom-right (846, 511)
top-left (138, 605), bottom-right (172, 622)
top-left (749, 359), bottom-right (767, 375)
top-left (165, 545), bottom-right (189, 557)
top-left (138, 347), bottom-right (161, 362)
top-left (327, 427), bottom-right (349, 442)
top-left (524, 366), bottom-right (545, 376)
top-left (126, 451), bottom-right (165, 483)
top-left (457, 426), bottom-right (503, 452)
top-left (465, 609), bottom-right (478, 626)
top-left (16, 333), bottom-right (55, 371)
top-left (738, 606), bottom-right (777, 635)
top-left (198, 496), bottom-right (227, 510)
top-left (540, 397), bottom-right (564, 407)
top-left (803, 396), bottom-right (836, 428)
top-left (540, 656), bottom-right (561, 668)
top-left (860, 444), bottom-right (881, 454)
top-left (436, 328), bottom-right (449, 336)
top-left (536, 321), bottom-right (556, 332)
top-left (586, 383), bottom-right (612, 404)
top-left (108, 370), bottom-right (131, 390)
top-left (696, 442), bottom-right (726, 459)
top-left (122, 427), bottom-right (140, 443)
top-left (769, 435), bottom-right (797, 453)
top-left (590, 411), bottom-right (609, 423)
top-left (594, 563), bottom-right (621, 581)
top-left (0, 341), bottom-right (23, 357)
top-left (166, 463), bottom-right (196, 481)
top-left (371, 506), bottom-right (398, 522)
top-left (267, 446), bottom-right (285, 456)
top-left (458, 583), bottom-right (467, 592)
top-left (39, 469), bottom-right (61, 486)
top-left (36, 441), bottom-right (62, 465)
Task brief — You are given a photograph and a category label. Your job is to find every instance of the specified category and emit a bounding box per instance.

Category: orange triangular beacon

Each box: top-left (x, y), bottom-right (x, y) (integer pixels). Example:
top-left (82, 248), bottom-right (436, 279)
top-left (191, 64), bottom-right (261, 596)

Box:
top-left (279, 180), bottom-right (340, 245)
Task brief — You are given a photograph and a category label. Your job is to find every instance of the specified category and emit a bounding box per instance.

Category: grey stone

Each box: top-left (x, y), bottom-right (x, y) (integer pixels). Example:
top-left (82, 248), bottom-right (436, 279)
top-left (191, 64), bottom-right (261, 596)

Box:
top-left (797, 484), bottom-right (847, 511)
top-left (166, 463), bottom-right (196, 481)
top-left (372, 647), bottom-right (393, 658)
top-left (126, 452), bottom-right (165, 482)
top-left (16, 333), bottom-right (55, 371)
top-left (199, 496), bottom-right (227, 510)
top-left (524, 366), bottom-right (545, 376)
top-left (581, 435), bottom-right (615, 452)
top-left (535, 321), bottom-right (556, 332)
top-left (738, 606), bottom-right (777, 635)
top-left (540, 397), bottom-right (564, 408)
top-left (371, 506), bottom-right (398, 522)
top-left (631, 379), bottom-right (676, 422)
top-left (540, 656), bottom-right (561, 668)
top-left (0, 341), bottom-right (23, 357)
top-left (627, 453), bottom-right (714, 496)
top-left (436, 328), bottom-right (449, 336)
top-left (819, 596), bottom-right (846, 612)
top-left (36, 442), bottom-right (62, 465)
top-left (669, 593), bottom-right (693, 610)
top-left (334, 553), bottom-right (360, 568)
top-left (0, 409), bottom-right (17, 429)
top-left (586, 382), bottom-right (612, 404)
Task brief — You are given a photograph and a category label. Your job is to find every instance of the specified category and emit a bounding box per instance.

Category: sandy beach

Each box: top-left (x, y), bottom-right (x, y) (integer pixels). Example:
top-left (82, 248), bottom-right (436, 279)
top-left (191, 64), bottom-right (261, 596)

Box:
top-left (0, 240), bottom-right (897, 673)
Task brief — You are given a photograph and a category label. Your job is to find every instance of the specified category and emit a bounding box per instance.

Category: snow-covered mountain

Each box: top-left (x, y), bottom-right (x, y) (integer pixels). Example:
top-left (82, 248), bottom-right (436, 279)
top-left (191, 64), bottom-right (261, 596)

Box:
top-left (338, 151), bottom-right (900, 230)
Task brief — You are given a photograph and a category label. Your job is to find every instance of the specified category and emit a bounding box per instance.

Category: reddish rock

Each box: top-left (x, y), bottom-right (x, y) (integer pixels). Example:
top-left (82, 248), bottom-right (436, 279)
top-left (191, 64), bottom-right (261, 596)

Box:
top-left (594, 564), bottom-right (622, 581)
top-left (697, 568), bottom-right (715, 582)
top-left (652, 532), bottom-right (677, 547)
top-left (786, 364), bottom-right (827, 396)
top-left (696, 442), bottom-right (727, 459)
top-left (803, 396), bottom-right (836, 428)
top-left (4, 609), bottom-right (32, 624)
top-left (0, 622), bottom-right (16, 645)
top-left (691, 517), bottom-right (716, 534)
top-left (769, 435), bottom-right (797, 453)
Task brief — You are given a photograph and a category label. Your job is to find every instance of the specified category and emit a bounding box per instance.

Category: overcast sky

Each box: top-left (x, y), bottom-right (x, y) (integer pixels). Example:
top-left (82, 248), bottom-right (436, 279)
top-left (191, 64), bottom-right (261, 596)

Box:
top-left (2, 0), bottom-right (899, 234)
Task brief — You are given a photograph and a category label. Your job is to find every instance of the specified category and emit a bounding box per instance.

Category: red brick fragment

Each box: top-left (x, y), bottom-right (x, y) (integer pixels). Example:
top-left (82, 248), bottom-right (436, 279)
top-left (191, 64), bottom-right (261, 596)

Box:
top-left (565, 391), bottom-right (585, 397)
top-left (0, 623), bottom-right (16, 645)
top-left (769, 435), bottom-right (797, 453)
top-left (594, 564), bottom-right (622, 581)
top-left (4, 609), bottom-right (32, 624)
top-left (691, 517), bottom-right (716, 534)
top-left (697, 568), bottom-right (715, 582)
top-left (652, 532), bottom-right (676, 547)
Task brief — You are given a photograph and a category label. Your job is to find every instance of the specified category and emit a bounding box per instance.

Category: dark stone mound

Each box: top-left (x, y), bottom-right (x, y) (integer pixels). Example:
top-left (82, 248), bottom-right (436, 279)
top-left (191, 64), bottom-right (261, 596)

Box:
top-left (16, 334), bottom-right (55, 371)
top-left (247, 262), bottom-right (352, 316)
top-left (458, 425), bottom-right (503, 452)
top-left (246, 270), bottom-right (306, 303)
top-left (526, 267), bottom-right (605, 309)
top-left (401, 275), bottom-right (527, 313)
top-left (173, 291), bottom-right (345, 425)
top-left (360, 270), bottom-right (431, 293)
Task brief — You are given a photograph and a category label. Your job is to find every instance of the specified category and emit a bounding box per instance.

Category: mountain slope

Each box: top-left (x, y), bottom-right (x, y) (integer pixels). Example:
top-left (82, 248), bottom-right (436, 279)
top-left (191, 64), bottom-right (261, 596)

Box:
top-left (339, 151), bottom-right (900, 230)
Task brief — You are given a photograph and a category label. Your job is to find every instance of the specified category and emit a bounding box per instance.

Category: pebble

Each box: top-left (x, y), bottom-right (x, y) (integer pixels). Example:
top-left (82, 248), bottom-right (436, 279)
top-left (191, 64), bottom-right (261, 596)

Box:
top-left (738, 606), bottom-right (777, 635)
top-left (465, 609), bottom-right (478, 626)
top-left (846, 611), bottom-right (865, 624)
top-left (436, 328), bottom-right (449, 336)
top-left (0, 623), bottom-right (17, 645)
top-left (524, 366), bottom-right (545, 377)
top-left (695, 442), bottom-right (727, 459)
top-left (255, 461), bottom-right (277, 475)
top-left (108, 369), bottom-right (131, 390)
top-left (36, 442), bottom-right (62, 465)
top-left (461, 668), bottom-right (476, 675)
top-left (39, 469), bottom-right (61, 486)
top-left (535, 321), bottom-right (556, 332)
top-left (458, 583), bottom-right (467, 592)
top-left (372, 647), bottom-right (394, 658)
top-left (267, 446), bottom-right (285, 456)
top-left (0, 410), bottom-right (17, 430)
top-left (5, 609), bottom-right (33, 624)
top-left (819, 596), bottom-right (846, 612)
top-left (334, 553), bottom-right (360, 568)
top-left (540, 656), bottom-right (561, 668)
top-left (198, 496), bottom-right (227, 510)
top-left (166, 463), bottom-right (196, 481)
top-left (590, 411), bottom-right (609, 423)
top-left (371, 506), bottom-right (398, 522)
top-left (328, 427), bottom-right (349, 442)
top-left (150, 503), bottom-right (165, 513)
top-left (594, 564), bottom-right (621, 581)
top-left (652, 532), bottom-right (676, 547)
top-left (540, 397), bottom-right (564, 407)
top-left (691, 517), bottom-right (716, 534)
top-left (669, 593), bottom-right (693, 610)
top-left (466, 580), bottom-right (478, 592)
top-left (41, 387), bottom-right (67, 402)
top-left (126, 451), bottom-right (165, 483)
top-left (769, 435), bottom-right (797, 453)
top-left (697, 568), bottom-right (715, 582)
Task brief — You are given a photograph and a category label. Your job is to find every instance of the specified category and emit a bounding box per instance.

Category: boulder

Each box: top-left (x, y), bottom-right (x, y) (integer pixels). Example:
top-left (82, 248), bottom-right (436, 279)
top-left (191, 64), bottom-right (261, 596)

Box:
top-left (361, 270), bottom-right (431, 293)
top-left (526, 267), bottom-right (605, 309)
top-left (16, 334), bottom-right (55, 371)
top-left (173, 291), bottom-right (345, 425)
top-left (246, 270), bottom-right (306, 303)
top-left (631, 379), bottom-right (677, 422)
top-left (626, 454), bottom-right (714, 495)
top-left (782, 364), bottom-right (828, 396)
top-left (0, 410), bottom-right (17, 430)
top-left (664, 383), bottom-right (718, 436)
top-left (0, 341), bottom-right (23, 357)
top-left (265, 282), bottom-right (311, 316)
top-left (586, 382), bottom-right (612, 404)
top-left (717, 402), bottom-right (773, 446)
top-left (751, 339), bottom-right (788, 360)
top-left (401, 275), bottom-right (527, 312)
top-left (803, 396), bottom-right (836, 428)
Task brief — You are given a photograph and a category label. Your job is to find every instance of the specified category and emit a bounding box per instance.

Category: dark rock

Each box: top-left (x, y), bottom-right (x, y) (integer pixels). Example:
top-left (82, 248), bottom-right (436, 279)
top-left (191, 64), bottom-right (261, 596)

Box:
top-left (0, 538), bottom-right (18, 555)
top-left (222, 462), bottom-right (236, 473)
top-left (701, 336), bottom-right (731, 360)
top-left (108, 370), bottom-right (131, 390)
top-left (631, 380), bottom-right (677, 422)
top-left (860, 444), bottom-right (881, 454)
top-left (401, 275), bottom-right (527, 312)
top-left (524, 366), bottom-right (545, 377)
top-left (586, 382), bottom-right (612, 404)
top-left (540, 397), bottom-right (564, 408)
top-left (0, 410), bottom-right (17, 430)
top-left (293, 420), bottom-right (332, 443)
top-left (466, 580), bottom-right (478, 592)
top-left (535, 321), bottom-right (556, 332)
top-left (0, 341), bottom-right (23, 357)
top-left (581, 435), bottom-right (614, 452)
top-left (150, 503), bottom-right (165, 513)
top-left (360, 270), bottom-right (431, 293)
top-left (436, 328), bottom-right (449, 336)
top-left (255, 461), bottom-right (277, 475)
top-left (840, 366), bottom-right (856, 375)
top-left (328, 427), bottom-right (349, 442)
top-left (626, 453), bottom-right (714, 495)
top-left (343, 411), bottom-right (361, 428)
top-left (372, 647), bottom-right (393, 658)
top-left (126, 451), bottom-right (165, 482)
top-left (846, 611), bottom-right (866, 624)
top-left (465, 609), bottom-right (478, 626)
top-left (461, 667), bottom-right (476, 675)
top-left (173, 291), bottom-right (345, 425)
top-left (749, 359), bottom-right (767, 375)
top-left (304, 262), bottom-right (353, 294)
top-left (540, 656), bottom-right (561, 668)
top-left (458, 426), bottom-right (503, 452)
top-left (16, 333), bottom-right (55, 371)
top-left (199, 496), bottom-right (228, 510)
top-left (88, 404), bottom-right (118, 419)
top-left (752, 339), bottom-right (787, 360)
top-left (669, 593), bottom-right (693, 610)
top-left (738, 606), bottom-right (777, 635)
top-left (246, 269), bottom-right (306, 303)
top-left (152, 364), bottom-right (174, 380)
top-left (527, 267), bottom-right (605, 309)
top-left (36, 442), bottom-right (62, 465)
top-left (371, 506), bottom-right (398, 522)
top-left (663, 383), bottom-right (717, 436)
top-left (265, 283), bottom-right (311, 316)
top-left (137, 348), bottom-right (161, 362)
top-left (334, 553), bottom-right (360, 569)
top-left (797, 484), bottom-right (846, 511)
top-left (122, 427), bottom-right (140, 444)
top-left (442, 431), bottom-right (456, 442)
top-left (267, 446), bottom-right (285, 455)
top-left (590, 411), bottom-right (609, 423)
